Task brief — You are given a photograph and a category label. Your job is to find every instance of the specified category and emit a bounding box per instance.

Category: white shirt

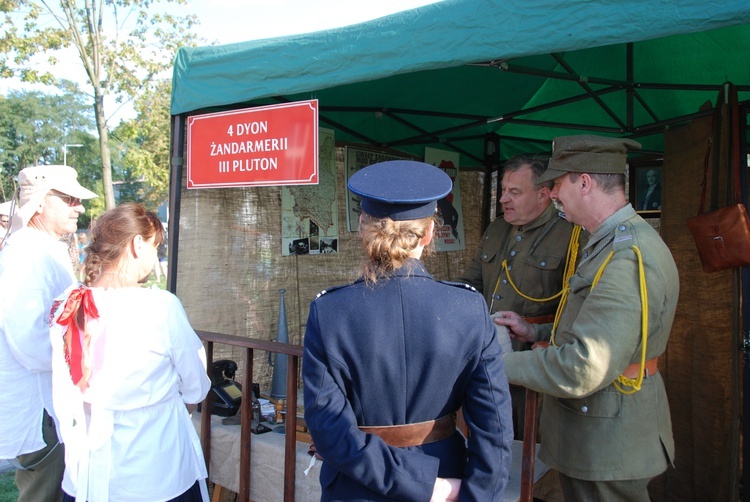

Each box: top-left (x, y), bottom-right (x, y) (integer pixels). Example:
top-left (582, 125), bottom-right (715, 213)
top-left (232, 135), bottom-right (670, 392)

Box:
top-left (50, 287), bottom-right (211, 501)
top-left (0, 227), bottom-right (76, 458)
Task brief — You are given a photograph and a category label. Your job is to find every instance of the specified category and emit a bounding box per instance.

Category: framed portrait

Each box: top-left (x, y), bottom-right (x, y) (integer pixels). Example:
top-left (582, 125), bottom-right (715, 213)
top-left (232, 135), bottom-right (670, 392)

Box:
top-left (630, 163), bottom-right (663, 216)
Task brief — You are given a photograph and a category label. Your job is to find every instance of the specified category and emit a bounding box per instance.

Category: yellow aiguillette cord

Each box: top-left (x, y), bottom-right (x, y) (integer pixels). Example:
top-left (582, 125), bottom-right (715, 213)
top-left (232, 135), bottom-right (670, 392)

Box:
top-left (492, 225), bottom-right (582, 304)
top-left (549, 245), bottom-right (649, 394)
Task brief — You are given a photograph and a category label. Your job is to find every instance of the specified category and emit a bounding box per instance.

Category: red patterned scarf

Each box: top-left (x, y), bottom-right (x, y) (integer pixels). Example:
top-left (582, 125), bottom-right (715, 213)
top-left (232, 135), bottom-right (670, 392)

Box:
top-left (56, 286), bottom-right (100, 390)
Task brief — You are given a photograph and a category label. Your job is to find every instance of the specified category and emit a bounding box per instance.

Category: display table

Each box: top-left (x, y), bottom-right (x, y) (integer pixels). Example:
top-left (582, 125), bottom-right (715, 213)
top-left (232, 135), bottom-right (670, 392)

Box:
top-left (193, 412), bottom-right (548, 502)
top-left (192, 412), bottom-right (321, 502)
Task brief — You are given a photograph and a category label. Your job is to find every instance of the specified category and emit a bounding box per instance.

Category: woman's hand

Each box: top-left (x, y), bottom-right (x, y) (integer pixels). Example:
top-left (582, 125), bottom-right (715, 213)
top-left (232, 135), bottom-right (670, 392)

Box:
top-left (492, 311), bottom-right (536, 343)
top-left (431, 477), bottom-right (461, 501)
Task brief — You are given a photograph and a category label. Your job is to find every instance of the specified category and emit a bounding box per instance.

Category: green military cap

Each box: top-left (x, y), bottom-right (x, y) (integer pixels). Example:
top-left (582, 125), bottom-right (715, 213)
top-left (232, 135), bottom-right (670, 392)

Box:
top-left (538, 134), bottom-right (642, 184)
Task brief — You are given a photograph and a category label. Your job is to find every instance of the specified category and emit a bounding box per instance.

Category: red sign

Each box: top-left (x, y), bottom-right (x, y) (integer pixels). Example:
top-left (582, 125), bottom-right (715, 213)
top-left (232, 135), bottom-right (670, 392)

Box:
top-left (186, 100), bottom-right (319, 189)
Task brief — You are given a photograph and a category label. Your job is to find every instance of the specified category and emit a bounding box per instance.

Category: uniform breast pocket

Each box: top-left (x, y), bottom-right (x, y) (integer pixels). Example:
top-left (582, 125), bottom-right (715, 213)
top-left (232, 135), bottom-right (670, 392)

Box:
top-left (524, 254), bottom-right (563, 273)
top-left (558, 389), bottom-right (623, 418)
top-left (480, 246), bottom-right (500, 264)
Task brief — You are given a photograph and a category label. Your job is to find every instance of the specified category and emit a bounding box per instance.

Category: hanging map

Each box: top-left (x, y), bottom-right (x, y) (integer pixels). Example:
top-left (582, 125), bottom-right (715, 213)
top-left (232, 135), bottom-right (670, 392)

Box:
top-left (281, 128), bottom-right (338, 255)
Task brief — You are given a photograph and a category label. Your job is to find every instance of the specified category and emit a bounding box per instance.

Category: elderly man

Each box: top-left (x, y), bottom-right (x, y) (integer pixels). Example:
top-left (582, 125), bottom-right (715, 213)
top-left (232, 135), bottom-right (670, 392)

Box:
top-left (0, 201), bottom-right (11, 229)
top-left (495, 135), bottom-right (678, 501)
top-left (0, 201), bottom-right (13, 251)
top-left (0, 165), bottom-right (97, 501)
top-left (458, 154), bottom-right (583, 438)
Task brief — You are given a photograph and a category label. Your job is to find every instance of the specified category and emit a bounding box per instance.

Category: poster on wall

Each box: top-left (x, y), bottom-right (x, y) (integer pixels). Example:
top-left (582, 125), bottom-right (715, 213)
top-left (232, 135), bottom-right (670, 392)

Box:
top-left (425, 147), bottom-right (465, 252)
top-left (345, 146), bottom-right (412, 232)
top-left (281, 128), bottom-right (338, 255)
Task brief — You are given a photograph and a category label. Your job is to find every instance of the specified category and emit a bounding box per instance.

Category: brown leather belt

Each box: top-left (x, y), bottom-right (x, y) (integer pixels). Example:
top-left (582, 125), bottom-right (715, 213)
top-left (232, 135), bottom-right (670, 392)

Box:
top-left (623, 358), bottom-right (659, 379)
top-left (523, 314), bottom-right (555, 325)
top-left (359, 413), bottom-right (456, 448)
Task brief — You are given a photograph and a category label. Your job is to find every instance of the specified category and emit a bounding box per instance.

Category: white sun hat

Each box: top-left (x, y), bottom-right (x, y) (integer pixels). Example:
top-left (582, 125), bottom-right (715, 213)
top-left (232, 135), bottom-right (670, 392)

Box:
top-left (11, 165), bottom-right (98, 232)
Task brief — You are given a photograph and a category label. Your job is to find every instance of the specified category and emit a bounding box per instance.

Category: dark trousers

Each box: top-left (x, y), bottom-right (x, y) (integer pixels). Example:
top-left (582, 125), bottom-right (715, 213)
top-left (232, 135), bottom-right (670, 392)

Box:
top-left (63, 480), bottom-right (204, 501)
top-left (14, 409), bottom-right (65, 502)
top-left (559, 472), bottom-right (653, 502)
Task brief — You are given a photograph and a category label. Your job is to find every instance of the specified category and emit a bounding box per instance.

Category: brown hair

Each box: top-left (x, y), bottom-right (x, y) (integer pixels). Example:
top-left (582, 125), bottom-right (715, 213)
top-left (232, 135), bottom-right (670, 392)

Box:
top-left (358, 213), bottom-right (434, 285)
top-left (82, 203), bottom-right (165, 285)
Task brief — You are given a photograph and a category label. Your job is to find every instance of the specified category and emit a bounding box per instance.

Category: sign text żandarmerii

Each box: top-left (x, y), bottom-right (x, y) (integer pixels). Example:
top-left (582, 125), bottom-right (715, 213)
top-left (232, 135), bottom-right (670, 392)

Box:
top-left (186, 100), bottom-right (319, 188)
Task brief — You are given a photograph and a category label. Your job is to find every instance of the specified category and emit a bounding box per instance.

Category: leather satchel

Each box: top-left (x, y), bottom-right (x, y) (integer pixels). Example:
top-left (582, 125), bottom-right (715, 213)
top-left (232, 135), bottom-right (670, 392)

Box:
top-left (686, 82), bottom-right (750, 273)
top-left (687, 203), bottom-right (750, 273)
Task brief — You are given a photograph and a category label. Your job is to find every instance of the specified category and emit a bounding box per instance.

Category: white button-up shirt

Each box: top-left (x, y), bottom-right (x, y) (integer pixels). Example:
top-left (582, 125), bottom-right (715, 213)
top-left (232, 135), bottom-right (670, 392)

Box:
top-left (0, 227), bottom-right (76, 459)
top-left (50, 286), bottom-right (211, 501)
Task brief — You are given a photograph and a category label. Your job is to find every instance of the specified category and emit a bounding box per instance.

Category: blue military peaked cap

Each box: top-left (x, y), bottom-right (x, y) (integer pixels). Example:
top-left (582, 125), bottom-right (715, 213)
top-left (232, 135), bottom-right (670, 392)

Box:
top-left (348, 160), bottom-right (453, 221)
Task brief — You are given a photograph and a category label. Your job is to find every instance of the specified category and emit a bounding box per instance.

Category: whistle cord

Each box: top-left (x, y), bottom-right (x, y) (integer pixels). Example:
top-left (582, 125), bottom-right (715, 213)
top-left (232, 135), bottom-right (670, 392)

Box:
top-left (491, 224), bottom-right (582, 305)
top-left (549, 245), bottom-right (649, 395)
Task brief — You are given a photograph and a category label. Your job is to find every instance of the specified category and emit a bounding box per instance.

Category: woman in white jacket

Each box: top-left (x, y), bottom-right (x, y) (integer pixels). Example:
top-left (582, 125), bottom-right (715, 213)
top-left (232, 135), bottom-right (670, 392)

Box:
top-left (50, 203), bottom-right (211, 501)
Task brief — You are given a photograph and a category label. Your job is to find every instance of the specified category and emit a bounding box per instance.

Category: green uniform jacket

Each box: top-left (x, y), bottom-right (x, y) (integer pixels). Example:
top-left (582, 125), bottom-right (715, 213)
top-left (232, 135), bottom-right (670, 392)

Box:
top-left (458, 204), bottom-right (579, 322)
top-left (503, 205), bottom-right (678, 481)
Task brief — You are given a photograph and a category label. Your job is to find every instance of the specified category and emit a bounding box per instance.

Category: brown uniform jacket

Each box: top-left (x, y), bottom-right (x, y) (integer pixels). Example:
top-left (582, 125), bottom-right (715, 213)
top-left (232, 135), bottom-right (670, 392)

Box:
top-left (504, 205), bottom-right (678, 481)
top-left (458, 204), bottom-right (581, 327)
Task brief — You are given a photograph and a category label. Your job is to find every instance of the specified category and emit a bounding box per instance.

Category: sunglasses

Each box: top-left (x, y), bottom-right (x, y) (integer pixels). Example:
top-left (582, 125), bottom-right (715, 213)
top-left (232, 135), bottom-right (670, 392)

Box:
top-left (48, 190), bottom-right (82, 207)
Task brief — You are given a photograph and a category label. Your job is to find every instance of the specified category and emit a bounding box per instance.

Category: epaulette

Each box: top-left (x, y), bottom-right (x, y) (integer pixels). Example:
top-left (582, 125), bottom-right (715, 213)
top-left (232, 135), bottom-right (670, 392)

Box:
top-left (439, 280), bottom-right (479, 293)
top-left (612, 222), bottom-right (635, 252)
top-left (314, 283), bottom-right (351, 299)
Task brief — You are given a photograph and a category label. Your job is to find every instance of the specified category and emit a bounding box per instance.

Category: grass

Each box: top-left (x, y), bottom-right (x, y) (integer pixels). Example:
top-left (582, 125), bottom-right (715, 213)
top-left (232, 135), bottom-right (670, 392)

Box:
top-left (0, 470), bottom-right (18, 502)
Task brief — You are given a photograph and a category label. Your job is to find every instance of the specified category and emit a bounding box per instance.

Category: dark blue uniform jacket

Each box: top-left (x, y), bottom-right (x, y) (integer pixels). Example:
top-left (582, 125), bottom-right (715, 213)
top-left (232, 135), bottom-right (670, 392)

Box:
top-left (303, 259), bottom-right (513, 501)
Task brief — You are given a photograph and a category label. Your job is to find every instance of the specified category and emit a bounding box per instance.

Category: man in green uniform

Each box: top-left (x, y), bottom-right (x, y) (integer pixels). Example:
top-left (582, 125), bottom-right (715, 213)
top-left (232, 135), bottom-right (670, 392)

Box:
top-left (458, 154), bottom-right (582, 438)
top-left (495, 135), bottom-right (678, 501)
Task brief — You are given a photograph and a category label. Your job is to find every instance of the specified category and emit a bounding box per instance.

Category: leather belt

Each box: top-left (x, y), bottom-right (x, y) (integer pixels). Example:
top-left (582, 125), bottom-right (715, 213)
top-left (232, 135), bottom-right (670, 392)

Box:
top-left (623, 358), bottom-right (659, 379)
top-left (523, 314), bottom-right (555, 325)
top-left (359, 413), bottom-right (456, 448)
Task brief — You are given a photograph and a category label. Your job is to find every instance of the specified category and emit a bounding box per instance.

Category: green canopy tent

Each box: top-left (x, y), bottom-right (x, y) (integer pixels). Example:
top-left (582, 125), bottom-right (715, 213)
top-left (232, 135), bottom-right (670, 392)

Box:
top-left (169, 1), bottom-right (750, 499)
top-left (171, 0), bottom-right (750, 165)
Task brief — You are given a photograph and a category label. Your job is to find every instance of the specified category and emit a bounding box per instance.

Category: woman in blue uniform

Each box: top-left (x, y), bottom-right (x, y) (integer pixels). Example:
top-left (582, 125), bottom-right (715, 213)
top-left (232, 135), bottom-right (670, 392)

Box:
top-left (303, 161), bottom-right (513, 501)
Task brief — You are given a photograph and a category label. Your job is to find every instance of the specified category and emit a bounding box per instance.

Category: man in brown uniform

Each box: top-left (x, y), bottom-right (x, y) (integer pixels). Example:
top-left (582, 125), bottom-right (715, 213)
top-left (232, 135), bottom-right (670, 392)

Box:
top-left (496, 135), bottom-right (677, 501)
top-left (458, 154), bottom-right (583, 438)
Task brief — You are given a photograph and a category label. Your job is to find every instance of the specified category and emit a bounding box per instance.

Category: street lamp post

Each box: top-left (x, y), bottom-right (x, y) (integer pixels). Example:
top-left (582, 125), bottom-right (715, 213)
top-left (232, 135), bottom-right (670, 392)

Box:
top-left (62, 143), bottom-right (83, 166)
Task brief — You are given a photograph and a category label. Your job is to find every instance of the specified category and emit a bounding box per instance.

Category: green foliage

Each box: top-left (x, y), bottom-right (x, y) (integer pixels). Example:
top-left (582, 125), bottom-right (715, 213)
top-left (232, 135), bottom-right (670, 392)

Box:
top-left (110, 78), bottom-right (171, 212)
top-left (0, 469), bottom-right (18, 502)
top-left (0, 89), bottom-right (97, 205)
top-left (1, 0), bottom-right (202, 210)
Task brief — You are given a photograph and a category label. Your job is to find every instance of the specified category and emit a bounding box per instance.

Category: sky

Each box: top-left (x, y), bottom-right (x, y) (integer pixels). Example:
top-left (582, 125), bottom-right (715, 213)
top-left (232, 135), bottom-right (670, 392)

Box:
top-left (192, 0), bottom-right (440, 45)
top-left (4, 0), bottom-right (440, 123)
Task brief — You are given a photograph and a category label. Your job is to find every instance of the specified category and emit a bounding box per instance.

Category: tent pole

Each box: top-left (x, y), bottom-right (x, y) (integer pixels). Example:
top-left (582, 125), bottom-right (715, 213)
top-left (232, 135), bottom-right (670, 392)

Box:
top-left (551, 53), bottom-right (626, 130)
top-left (627, 44), bottom-right (634, 131)
top-left (167, 114), bottom-right (185, 294)
top-left (493, 60), bottom-right (626, 87)
top-left (482, 133), bottom-right (500, 232)
top-left (740, 104), bottom-right (749, 502)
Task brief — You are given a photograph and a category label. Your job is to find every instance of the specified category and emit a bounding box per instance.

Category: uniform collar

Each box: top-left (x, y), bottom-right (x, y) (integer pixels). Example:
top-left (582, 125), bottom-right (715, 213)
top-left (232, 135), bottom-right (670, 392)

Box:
top-left (375, 258), bottom-right (433, 281)
top-left (583, 204), bottom-right (636, 253)
top-left (516, 203), bottom-right (560, 233)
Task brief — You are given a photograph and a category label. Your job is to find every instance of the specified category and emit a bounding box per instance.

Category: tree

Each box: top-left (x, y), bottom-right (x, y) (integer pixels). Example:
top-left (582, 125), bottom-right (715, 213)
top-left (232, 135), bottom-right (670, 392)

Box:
top-left (0, 1), bottom-right (199, 210)
top-left (0, 88), bottom-right (95, 201)
top-left (110, 78), bottom-right (171, 212)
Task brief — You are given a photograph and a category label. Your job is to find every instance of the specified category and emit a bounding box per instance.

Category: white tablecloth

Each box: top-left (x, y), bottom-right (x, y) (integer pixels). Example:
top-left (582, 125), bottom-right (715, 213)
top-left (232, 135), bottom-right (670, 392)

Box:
top-left (192, 412), bottom-right (321, 502)
top-left (192, 412), bottom-right (548, 502)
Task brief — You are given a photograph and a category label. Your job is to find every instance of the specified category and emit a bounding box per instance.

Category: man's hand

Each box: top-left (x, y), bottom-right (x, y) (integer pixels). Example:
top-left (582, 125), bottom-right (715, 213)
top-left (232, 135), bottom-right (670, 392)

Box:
top-left (492, 311), bottom-right (536, 343)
